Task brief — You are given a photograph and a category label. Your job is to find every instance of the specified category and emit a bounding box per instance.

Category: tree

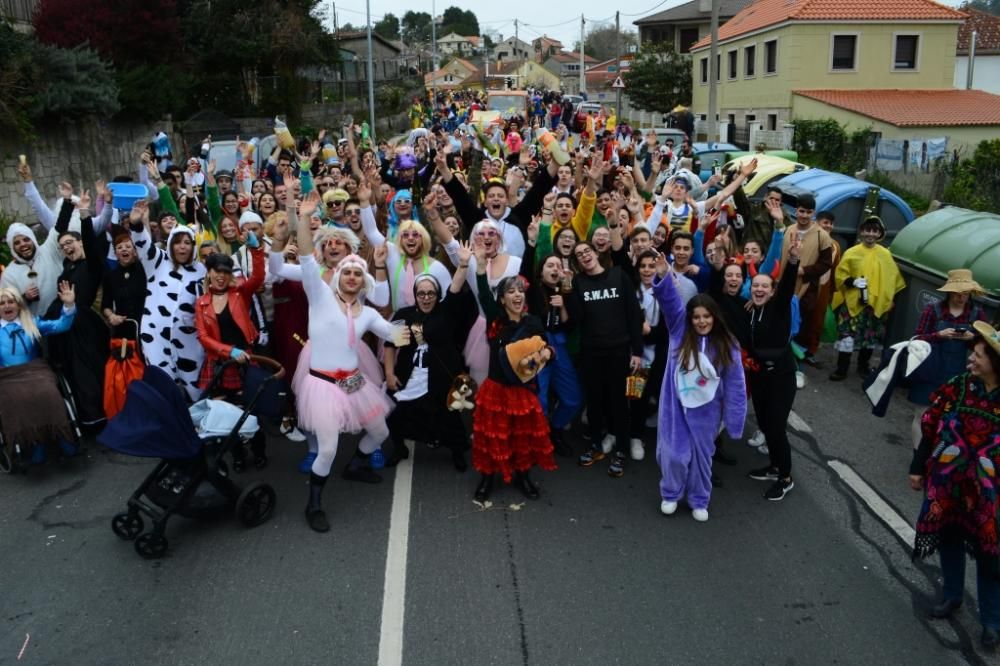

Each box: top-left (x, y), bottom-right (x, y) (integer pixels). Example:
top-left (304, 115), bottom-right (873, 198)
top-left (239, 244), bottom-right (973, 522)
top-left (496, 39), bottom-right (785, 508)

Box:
top-left (965, 0), bottom-right (1000, 15)
top-left (440, 7), bottom-right (479, 37)
top-left (575, 24), bottom-right (638, 61)
top-left (31, 42), bottom-right (121, 120)
top-left (374, 13), bottom-right (400, 41)
top-left (623, 42), bottom-right (692, 113)
top-left (401, 11), bottom-right (433, 44)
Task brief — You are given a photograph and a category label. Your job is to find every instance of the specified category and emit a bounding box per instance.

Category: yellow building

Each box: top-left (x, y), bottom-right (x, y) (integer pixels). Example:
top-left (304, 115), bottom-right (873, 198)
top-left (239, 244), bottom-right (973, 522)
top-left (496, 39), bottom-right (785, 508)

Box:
top-left (424, 58), bottom-right (478, 92)
top-left (689, 0), bottom-right (969, 132)
top-left (489, 59), bottom-right (561, 91)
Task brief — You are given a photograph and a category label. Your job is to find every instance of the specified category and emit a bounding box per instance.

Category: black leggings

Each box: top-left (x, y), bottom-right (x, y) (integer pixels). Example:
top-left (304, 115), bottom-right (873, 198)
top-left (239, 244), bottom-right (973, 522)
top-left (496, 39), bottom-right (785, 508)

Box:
top-left (748, 370), bottom-right (796, 478)
top-left (581, 346), bottom-right (631, 453)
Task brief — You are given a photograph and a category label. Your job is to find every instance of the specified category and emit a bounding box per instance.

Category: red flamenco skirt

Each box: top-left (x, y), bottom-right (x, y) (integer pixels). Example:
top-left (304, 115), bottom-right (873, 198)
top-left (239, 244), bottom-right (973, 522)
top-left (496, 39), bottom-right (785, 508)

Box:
top-left (472, 378), bottom-right (556, 483)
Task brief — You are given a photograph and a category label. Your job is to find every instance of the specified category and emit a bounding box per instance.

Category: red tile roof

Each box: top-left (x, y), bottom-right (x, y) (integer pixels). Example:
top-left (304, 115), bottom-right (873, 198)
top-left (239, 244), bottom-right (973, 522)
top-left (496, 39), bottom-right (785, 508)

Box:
top-left (691, 0), bottom-right (966, 51)
top-left (957, 7), bottom-right (1000, 55)
top-left (793, 88), bottom-right (1000, 127)
top-left (548, 51), bottom-right (600, 63)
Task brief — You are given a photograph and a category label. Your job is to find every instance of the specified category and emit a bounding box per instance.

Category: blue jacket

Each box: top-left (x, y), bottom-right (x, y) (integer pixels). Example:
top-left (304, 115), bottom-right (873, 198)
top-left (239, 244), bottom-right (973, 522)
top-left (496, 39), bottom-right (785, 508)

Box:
top-left (0, 306), bottom-right (76, 368)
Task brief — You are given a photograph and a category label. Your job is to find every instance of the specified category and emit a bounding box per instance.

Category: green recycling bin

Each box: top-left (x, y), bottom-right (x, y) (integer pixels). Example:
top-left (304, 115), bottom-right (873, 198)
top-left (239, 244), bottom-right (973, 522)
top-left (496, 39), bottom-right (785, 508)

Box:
top-left (887, 206), bottom-right (1000, 344)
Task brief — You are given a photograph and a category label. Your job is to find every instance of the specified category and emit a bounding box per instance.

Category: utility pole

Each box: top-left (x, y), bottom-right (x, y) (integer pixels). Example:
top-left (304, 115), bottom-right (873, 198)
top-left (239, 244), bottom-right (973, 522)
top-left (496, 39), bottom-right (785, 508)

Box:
top-left (332, 1), bottom-right (344, 102)
top-left (365, 0), bottom-right (376, 142)
top-left (514, 19), bottom-right (518, 60)
top-left (579, 15), bottom-right (586, 96)
top-left (707, 0), bottom-right (720, 143)
top-left (431, 0), bottom-right (437, 103)
top-left (615, 11), bottom-right (621, 120)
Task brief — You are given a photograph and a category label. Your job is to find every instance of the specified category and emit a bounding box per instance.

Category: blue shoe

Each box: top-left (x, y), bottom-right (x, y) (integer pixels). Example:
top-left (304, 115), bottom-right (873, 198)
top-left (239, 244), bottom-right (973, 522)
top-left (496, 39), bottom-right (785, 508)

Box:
top-left (58, 440), bottom-right (79, 457)
top-left (370, 448), bottom-right (385, 470)
top-left (31, 444), bottom-right (47, 465)
top-left (298, 452), bottom-right (318, 475)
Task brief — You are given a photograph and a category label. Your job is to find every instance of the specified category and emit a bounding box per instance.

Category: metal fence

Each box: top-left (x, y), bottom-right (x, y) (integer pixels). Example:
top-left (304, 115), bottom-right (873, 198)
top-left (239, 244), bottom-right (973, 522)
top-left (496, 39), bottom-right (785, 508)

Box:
top-left (1, 0), bottom-right (37, 24)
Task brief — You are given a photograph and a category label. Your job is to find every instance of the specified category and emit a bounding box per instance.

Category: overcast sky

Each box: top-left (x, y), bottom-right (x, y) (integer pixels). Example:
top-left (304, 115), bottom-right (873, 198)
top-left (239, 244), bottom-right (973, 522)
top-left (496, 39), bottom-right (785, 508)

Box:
top-left (324, 0), bottom-right (968, 51)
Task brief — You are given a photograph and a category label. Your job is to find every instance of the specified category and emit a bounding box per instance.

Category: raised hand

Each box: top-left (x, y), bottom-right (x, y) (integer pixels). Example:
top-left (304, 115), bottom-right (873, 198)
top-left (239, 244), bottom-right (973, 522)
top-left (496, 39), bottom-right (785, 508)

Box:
top-left (17, 159), bottom-right (32, 183)
top-left (207, 159), bottom-right (217, 176)
top-left (146, 160), bottom-right (161, 183)
top-left (654, 250), bottom-right (670, 278)
top-left (519, 143), bottom-right (531, 167)
top-left (76, 189), bottom-right (92, 211)
top-left (357, 179), bottom-right (372, 204)
top-left (95, 179), bottom-right (110, 203)
top-left (587, 154), bottom-right (604, 184)
top-left (739, 158), bottom-right (758, 178)
top-left (57, 280), bottom-right (76, 305)
top-left (788, 232), bottom-right (803, 259)
top-left (765, 196), bottom-right (785, 222)
top-left (373, 244), bottom-right (388, 267)
top-left (422, 191), bottom-right (439, 219)
top-left (59, 181), bottom-right (73, 200)
top-left (130, 199), bottom-right (149, 226)
top-left (542, 191), bottom-right (557, 211)
top-left (527, 218), bottom-right (540, 244)
top-left (299, 190), bottom-right (321, 218)
top-left (456, 240), bottom-right (473, 266)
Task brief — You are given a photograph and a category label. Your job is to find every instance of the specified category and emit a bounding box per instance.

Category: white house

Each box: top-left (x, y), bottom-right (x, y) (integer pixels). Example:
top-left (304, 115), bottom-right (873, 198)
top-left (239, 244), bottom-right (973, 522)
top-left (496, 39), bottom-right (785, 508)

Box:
top-left (437, 32), bottom-right (480, 57)
top-left (954, 7), bottom-right (1000, 94)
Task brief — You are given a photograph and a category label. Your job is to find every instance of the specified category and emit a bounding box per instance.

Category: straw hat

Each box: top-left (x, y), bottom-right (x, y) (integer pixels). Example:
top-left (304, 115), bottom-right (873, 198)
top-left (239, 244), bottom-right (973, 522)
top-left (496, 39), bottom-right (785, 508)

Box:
top-left (972, 321), bottom-right (1000, 357)
top-left (937, 269), bottom-right (984, 295)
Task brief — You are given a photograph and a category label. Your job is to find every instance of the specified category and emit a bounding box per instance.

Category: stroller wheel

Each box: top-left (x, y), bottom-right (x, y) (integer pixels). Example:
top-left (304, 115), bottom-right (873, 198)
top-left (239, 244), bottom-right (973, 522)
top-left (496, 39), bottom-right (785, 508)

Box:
top-left (236, 482), bottom-right (277, 528)
top-left (134, 532), bottom-right (168, 559)
top-left (111, 512), bottom-right (144, 540)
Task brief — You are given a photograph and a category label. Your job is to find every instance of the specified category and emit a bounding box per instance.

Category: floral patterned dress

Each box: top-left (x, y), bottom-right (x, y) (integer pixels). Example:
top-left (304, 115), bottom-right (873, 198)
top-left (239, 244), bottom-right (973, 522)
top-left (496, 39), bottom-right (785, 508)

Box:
top-left (913, 373), bottom-right (1000, 562)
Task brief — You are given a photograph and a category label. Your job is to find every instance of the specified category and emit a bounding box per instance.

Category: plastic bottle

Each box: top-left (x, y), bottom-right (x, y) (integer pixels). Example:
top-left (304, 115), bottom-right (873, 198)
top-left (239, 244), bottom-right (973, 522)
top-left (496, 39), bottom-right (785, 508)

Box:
top-left (536, 129), bottom-right (570, 165)
top-left (274, 116), bottom-right (295, 150)
top-left (859, 275), bottom-right (869, 305)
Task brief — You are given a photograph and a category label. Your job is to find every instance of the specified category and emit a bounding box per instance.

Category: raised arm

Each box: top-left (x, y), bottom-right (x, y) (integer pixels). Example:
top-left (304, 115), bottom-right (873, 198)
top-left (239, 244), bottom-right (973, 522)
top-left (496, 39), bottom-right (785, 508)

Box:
top-left (357, 179), bottom-right (386, 247)
top-left (776, 234), bottom-right (801, 305)
top-left (652, 254), bottom-right (687, 347)
top-left (704, 158), bottom-right (757, 211)
top-left (17, 160), bottom-right (57, 230)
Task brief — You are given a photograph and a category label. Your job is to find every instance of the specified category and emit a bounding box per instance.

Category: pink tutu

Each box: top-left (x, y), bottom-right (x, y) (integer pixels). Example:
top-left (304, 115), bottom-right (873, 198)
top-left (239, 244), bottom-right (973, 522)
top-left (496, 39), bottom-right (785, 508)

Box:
top-left (357, 340), bottom-right (384, 385)
top-left (463, 315), bottom-right (489, 386)
top-left (292, 341), bottom-right (393, 434)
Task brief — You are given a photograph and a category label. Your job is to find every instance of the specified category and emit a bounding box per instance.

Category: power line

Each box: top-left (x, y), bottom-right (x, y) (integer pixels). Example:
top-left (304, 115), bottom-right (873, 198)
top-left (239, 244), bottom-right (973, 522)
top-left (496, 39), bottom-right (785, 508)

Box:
top-left (620, 0), bottom-right (682, 18)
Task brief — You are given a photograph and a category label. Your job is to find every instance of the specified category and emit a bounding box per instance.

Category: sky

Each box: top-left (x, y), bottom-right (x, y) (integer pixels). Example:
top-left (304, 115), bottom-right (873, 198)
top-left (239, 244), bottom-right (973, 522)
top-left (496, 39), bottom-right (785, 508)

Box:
top-left (322, 0), bottom-right (969, 50)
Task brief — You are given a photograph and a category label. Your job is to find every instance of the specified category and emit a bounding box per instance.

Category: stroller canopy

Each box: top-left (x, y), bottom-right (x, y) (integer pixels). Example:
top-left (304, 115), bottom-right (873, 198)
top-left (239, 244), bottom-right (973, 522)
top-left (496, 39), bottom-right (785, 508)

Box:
top-left (99, 366), bottom-right (203, 459)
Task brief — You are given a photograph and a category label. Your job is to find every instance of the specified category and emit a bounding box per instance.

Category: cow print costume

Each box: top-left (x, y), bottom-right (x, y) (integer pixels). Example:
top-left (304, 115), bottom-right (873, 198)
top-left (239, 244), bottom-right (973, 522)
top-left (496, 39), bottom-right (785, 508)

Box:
top-left (131, 224), bottom-right (206, 401)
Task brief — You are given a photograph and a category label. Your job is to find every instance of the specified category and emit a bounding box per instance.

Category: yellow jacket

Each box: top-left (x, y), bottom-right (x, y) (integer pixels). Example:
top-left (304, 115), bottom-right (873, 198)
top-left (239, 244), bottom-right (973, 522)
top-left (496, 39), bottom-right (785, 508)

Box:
top-left (831, 244), bottom-right (905, 318)
top-left (550, 190), bottom-right (596, 241)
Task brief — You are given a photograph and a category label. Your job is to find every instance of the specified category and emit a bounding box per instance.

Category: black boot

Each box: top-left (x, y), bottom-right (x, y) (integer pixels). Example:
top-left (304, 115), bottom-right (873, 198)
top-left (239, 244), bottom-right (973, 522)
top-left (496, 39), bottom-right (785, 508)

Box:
top-left (829, 352), bottom-right (851, 381)
top-left (550, 428), bottom-right (573, 458)
top-left (451, 448), bottom-right (468, 472)
top-left (713, 435), bottom-right (737, 466)
top-left (306, 472), bottom-right (330, 533)
top-left (857, 348), bottom-right (874, 378)
top-left (515, 470), bottom-right (540, 500)
top-left (474, 473), bottom-right (494, 502)
top-left (385, 440), bottom-right (410, 467)
top-left (342, 450), bottom-right (383, 484)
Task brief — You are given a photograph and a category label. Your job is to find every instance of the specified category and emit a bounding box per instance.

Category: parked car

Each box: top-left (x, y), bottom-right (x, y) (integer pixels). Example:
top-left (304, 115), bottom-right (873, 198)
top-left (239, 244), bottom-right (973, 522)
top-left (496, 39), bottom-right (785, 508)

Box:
top-left (573, 102), bottom-right (605, 132)
top-left (692, 142), bottom-right (741, 182)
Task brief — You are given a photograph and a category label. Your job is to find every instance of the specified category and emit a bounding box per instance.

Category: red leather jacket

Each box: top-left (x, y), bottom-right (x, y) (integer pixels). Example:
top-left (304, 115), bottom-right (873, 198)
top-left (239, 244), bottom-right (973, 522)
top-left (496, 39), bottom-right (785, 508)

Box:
top-left (195, 247), bottom-right (265, 360)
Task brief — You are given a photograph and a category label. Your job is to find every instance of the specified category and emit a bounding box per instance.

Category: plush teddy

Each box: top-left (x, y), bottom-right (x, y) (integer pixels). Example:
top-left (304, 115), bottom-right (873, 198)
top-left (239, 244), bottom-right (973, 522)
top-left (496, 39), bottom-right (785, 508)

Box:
top-left (447, 373), bottom-right (477, 412)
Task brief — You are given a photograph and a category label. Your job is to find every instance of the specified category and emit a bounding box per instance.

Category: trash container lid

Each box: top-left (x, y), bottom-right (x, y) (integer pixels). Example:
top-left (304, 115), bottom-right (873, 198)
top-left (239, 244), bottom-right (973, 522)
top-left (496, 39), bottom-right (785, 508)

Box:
top-left (773, 169), bottom-right (915, 225)
top-left (723, 155), bottom-right (808, 197)
top-left (890, 206), bottom-right (1000, 295)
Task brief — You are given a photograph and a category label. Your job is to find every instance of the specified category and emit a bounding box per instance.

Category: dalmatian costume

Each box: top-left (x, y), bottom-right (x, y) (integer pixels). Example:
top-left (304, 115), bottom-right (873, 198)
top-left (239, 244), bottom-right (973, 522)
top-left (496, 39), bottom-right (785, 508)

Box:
top-left (131, 224), bottom-right (206, 401)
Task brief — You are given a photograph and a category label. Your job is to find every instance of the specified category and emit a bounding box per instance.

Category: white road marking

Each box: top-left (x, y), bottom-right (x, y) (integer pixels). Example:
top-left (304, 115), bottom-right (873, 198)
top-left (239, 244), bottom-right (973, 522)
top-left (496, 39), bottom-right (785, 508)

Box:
top-left (787, 410), bottom-right (812, 434)
top-left (828, 459), bottom-right (916, 546)
top-left (377, 448), bottom-right (414, 666)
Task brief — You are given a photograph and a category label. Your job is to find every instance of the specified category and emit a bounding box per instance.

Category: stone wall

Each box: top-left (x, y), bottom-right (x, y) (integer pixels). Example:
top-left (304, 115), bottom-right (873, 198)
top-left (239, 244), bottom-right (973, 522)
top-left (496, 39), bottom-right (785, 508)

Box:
top-left (0, 118), bottom-right (183, 223)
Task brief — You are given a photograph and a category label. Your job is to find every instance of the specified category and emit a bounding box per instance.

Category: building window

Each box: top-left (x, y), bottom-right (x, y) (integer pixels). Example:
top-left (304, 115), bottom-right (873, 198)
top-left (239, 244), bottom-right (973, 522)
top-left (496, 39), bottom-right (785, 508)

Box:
top-left (700, 57), bottom-right (708, 84)
top-left (830, 34), bottom-right (858, 71)
top-left (744, 44), bottom-right (756, 78)
top-left (764, 39), bottom-right (777, 74)
top-left (727, 50), bottom-right (738, 80)
top-left (679, 27), bottom-right (700, 54)
top-left (767, 114), bottom-right (777, 131)
top-left (893, 34), bottom-right (919, 70)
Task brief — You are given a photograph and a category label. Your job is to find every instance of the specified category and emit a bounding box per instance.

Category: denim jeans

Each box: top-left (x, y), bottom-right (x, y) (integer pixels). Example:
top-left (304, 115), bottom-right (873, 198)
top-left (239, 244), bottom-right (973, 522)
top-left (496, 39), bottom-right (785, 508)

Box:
top-left (536, 332), bottom-right (583, 430)
top-left (939, 536), bottom-right (1000, 629)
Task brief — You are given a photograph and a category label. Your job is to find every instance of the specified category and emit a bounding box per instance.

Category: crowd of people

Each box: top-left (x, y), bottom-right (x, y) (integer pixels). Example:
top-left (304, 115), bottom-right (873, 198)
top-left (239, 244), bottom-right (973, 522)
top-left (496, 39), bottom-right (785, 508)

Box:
top-left (2, 86), bottom-right (999, 647)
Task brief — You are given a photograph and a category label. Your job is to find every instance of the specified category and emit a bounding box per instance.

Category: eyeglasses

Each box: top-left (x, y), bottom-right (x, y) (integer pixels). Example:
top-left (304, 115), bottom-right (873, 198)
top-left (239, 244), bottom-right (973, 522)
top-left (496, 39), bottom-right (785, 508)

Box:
top-left (345, 208), bottom-right (361, 215)
top-left (396, 199), bottom-right (412, 205)
top-left (574, 248), bottom-right (595, 259)
top-left (415, 291), bottom-right (437, 299)
top-left (400, 231), bottom-right (422, 240)
top-left (477, 230), bottom-right (498, 238)
top-left (59, 239), bottom-right (78, 249)
top-left (327, 201), bottom-right (343, 208)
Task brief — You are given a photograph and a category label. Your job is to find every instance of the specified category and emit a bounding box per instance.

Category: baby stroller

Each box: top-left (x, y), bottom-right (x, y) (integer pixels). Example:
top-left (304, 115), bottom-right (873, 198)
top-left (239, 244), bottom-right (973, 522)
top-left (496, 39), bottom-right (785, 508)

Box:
top-left (99, 356), bottom-right (285, 559)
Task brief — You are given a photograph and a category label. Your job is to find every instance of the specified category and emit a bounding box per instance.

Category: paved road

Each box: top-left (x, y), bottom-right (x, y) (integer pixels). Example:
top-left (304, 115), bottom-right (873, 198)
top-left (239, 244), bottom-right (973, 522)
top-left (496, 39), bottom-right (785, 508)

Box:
top-left (0, 346), bottom-right (992, 664)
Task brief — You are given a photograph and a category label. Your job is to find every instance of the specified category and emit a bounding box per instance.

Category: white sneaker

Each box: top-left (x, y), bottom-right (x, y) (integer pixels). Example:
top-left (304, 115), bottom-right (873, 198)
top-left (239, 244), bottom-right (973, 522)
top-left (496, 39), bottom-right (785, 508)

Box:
top-left (795, 370), bottom-right (806, 389)
top-left (692, 508), bottom-right (709, 522)
top-left (645, 414), bottom-right (657, 428)
top-left (580, 410), bottom-right (589, 427)
top-left (660, 500), bottom-right (678, 515)
top-left (630, 438), bottom-right (645, 461)
top-left (280, 421), bottom-right (307, 442)
top-left (747, 430), bottom-right (766, 448)
top-left (601, 434), bottom-right (615, 454)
